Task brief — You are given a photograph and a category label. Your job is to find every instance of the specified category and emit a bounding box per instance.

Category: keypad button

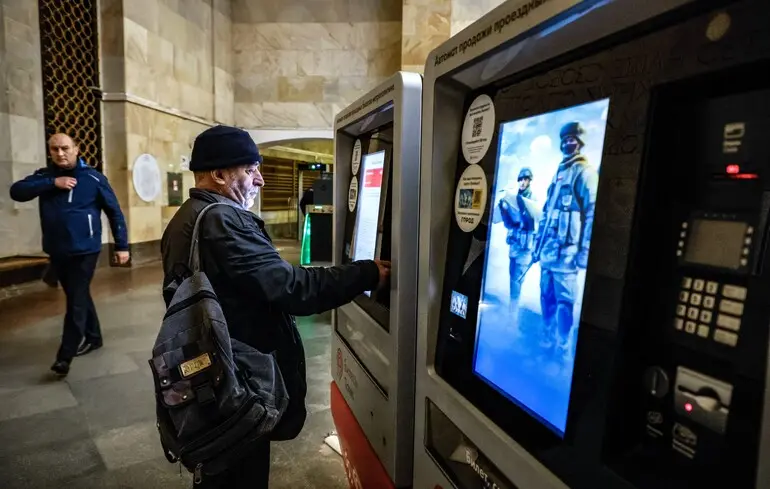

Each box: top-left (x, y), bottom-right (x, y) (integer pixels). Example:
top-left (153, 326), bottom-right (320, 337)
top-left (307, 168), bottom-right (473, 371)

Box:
top-left (703, 296), bottom-right (715, 309)
top-left (699, 310), bottom-right (713, 323)
top-left (682, 277), bottom-right (693, 289)
top-left (674, 318), bottom-right (684, 330)
top-left (690, 293), bottom-right (702, 306)
top-left (740, 258), bottom-right (748, 267)
top-left (714, 329), bottom-right (738, 347)
top-left (722, 285), bottom-right (747, 301)
top-left (716, 314), bottom-right (741, 332)
top-left (679, 291), bottom-right (690, 303)
top-left (676, 305), bottom-right (687, 317)
top-left (719, 299), bottom-right (745, 316)
top-left (747, 226), bottom-right (754, 235)
top-left (687, 308), bottom-right (699, 320)
top-left (706, 281), bottom-right (719, 294)
top-left (697, 325), bottom-right (710, 338)
top-left (693, 279), bottom-right (705, 292)
top-left (685, 321), bottom-right (697, 334)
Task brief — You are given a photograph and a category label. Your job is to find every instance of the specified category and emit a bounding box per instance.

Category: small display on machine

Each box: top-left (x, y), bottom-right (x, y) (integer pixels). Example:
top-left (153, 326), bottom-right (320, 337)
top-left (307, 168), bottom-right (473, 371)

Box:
top-left (351, 150), bottom-right (386, 295)
top-left (471, 98), bottom-right (610, 436)
top-left (683, 219), bottom-right (749, 270)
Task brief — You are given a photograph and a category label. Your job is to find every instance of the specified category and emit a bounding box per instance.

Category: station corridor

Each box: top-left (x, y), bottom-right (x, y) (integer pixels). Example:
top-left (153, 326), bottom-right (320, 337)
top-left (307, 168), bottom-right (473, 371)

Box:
top-left (0, 243), bottom-right (346, 489)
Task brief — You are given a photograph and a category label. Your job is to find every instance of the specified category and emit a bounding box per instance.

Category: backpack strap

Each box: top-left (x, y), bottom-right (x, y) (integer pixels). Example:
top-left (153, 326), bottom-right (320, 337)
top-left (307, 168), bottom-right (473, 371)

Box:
top-left (188, 202), bottom-right (228, 272)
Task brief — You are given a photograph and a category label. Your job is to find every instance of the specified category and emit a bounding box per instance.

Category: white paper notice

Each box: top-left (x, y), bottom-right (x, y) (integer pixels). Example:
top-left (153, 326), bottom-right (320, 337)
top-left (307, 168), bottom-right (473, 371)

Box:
top-left (351, 139), bottom-right (362, 176)
top-left (352, 150), bottom-right (385, 263)
top-left (454, 164), bottom-right (488, 232)
top-left (461, 94), bottom-right (496, 164)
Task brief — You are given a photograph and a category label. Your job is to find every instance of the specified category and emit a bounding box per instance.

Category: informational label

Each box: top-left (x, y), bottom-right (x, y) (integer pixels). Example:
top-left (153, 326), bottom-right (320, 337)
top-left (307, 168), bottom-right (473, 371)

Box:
top-left (180, 155), bottom-right (190, 171)
top-left (462, 94), bottom-right (496, 164)
top-left (167, 172), bottom-right (183, 206)
top-left (132, 153), bottom-right (161, 203)
top-left (432, 0), bottom-right (575, 68)
top-left (351, 139), bottom-right (362, 175)
top-left (450, 291), bottom-right (469, 319)
top-left (352, 151), bottom-right (385, 261)
top-left (454, 164), bottom-right (488, 232)
top-left (348, 176), bottom-right (359, 212)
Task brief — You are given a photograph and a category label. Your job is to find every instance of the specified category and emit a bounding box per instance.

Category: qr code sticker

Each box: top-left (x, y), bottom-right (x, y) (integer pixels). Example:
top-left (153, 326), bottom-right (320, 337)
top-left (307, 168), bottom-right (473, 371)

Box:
top-left (472, 116), bottom-right (483, 138)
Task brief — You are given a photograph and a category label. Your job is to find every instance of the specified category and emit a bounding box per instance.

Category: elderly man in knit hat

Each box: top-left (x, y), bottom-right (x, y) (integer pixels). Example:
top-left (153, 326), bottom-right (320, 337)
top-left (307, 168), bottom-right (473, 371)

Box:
top-left (161, 125), bottom-right (390, 488)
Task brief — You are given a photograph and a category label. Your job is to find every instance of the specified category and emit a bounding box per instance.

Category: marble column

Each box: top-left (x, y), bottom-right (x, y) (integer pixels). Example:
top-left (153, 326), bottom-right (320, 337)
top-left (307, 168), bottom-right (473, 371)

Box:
top-left (0, 0), bottom-right (46, 258)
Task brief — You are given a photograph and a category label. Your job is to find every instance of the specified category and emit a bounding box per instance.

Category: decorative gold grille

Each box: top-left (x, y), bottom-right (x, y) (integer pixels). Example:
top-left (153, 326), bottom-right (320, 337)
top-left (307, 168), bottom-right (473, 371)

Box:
top-left (39, 0), bottom-right (102, 170)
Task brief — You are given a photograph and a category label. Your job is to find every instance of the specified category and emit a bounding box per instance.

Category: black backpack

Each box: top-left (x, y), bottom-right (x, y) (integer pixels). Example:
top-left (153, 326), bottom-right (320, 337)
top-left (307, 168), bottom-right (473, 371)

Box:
top-left (149, 203), bottom-right (289, 483)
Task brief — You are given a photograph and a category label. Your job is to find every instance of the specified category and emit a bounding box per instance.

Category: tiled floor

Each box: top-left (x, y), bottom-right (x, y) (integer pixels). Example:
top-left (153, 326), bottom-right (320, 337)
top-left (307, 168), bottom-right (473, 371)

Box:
top-left (0, 241), bottom-right (345, 489)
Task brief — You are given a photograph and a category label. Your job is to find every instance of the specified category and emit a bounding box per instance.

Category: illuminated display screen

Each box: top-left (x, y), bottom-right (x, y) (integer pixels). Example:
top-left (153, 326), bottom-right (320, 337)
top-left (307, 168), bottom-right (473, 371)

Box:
top-left (472, 98), bottom-right (610, 436)
top-left (684, 219), bottom-right (748, 270)
top-left (352, 151), bottom-right (386, 295)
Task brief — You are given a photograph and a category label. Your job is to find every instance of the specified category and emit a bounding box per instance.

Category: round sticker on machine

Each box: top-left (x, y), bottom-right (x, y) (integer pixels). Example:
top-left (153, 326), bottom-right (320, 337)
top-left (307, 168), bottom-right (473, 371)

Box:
top-left (351, 140), bottom-right (362, 176)
top-left (348, 176), bottom-right (359, 212)
top-left (461, 94), bottom-right (496, 164)
top-left (454, 164), bottom-right (488, 232)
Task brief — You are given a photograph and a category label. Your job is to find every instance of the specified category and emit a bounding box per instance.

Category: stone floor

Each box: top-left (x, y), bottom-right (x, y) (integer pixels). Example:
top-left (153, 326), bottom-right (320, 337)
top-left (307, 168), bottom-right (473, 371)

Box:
top-left (0, 241), bottom-right (346, 489)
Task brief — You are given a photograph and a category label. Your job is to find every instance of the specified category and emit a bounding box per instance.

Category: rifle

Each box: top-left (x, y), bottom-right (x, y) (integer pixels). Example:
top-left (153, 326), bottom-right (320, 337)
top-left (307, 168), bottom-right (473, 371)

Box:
top-left (516, 179), bottom-right (560, 284)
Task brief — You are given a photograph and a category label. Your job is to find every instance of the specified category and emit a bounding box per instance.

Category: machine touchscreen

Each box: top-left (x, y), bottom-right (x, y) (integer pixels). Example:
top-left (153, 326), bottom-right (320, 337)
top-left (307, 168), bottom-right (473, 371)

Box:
top-left (351, 150), bottom-right (387, 296)
top-left (471, 99), bottom-right (610, 436)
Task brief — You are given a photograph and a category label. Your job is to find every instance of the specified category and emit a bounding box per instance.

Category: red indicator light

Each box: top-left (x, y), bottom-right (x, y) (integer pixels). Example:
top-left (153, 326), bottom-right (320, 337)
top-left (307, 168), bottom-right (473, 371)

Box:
top-left (733, 173), bottom-right (759, 180)
top-left (726, 165), bottom-right (740, 174)
top-left (684, 402), bottom-right (694, 413)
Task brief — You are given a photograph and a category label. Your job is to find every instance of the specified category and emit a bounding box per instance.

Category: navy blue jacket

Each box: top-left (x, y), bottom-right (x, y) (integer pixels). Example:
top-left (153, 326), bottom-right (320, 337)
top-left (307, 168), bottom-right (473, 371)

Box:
top-left (9, 159), bottom-right (128, 258)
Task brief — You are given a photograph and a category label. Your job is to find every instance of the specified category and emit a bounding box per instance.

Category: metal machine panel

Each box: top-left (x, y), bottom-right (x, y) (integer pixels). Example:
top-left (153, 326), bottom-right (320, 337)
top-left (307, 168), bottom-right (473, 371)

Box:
top-left (332, 72), bottom-right (423, 487)
top-left (415, 0), bottom-right (770, 488)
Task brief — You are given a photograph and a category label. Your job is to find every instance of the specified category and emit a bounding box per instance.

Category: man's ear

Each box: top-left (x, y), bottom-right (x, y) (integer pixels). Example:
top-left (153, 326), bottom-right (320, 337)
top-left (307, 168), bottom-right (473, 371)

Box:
top-left (210, 169), bottom-right (227, 185)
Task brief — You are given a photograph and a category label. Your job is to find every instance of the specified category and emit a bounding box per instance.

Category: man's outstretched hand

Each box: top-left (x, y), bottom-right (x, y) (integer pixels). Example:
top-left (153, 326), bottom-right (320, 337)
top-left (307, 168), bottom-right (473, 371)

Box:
top-left (374, 260), bottom-right (391, 289)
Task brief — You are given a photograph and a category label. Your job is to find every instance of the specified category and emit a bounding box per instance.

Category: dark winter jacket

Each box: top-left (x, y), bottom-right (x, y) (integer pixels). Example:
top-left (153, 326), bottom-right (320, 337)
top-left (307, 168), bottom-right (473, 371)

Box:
top-left (161, 188), bottom-right (380, 440)
top-left (9, 159), bottom-right (128, 257)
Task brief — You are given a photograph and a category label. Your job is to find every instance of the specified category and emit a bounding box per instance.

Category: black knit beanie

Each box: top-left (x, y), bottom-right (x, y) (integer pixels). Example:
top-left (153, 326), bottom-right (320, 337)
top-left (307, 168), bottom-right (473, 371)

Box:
top-left (190, 125), bottom-right (262, 171)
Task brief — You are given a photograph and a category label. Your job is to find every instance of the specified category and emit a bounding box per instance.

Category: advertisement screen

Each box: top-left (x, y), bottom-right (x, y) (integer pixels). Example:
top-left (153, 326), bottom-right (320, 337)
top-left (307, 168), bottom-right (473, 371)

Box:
top-left (472, 99), bottom-right (610, 436)
top-left (352, 150), bottom-right (386, 266)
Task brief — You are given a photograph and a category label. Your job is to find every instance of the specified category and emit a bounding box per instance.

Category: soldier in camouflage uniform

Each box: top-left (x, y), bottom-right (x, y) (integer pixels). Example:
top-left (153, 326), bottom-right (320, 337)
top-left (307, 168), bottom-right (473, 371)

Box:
top-left (534, 122), bottom-right (598, 356)
top-left (495, 167), bottom-right (538, 322)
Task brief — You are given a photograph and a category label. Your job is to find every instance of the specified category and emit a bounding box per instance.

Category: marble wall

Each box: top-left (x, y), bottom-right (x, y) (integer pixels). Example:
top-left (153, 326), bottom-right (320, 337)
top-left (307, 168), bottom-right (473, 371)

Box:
top-left (401, 0), bottom-right (507, 74)
top-left (232, 0), bottom-right (402, 129)
top-left (0, 0), bottom-right (46, 258)
top-left (99, 0), bottom-right (232, 250)
top-left (118, 0), bottom-right (234, 123)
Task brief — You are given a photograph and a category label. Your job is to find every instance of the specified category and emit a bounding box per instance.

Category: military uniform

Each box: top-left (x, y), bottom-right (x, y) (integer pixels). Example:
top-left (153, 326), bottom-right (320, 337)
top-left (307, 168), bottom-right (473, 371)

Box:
top-left (535, 123), bottom-right (598, 352)
top-left (496, 168), bottom-right (537, 318)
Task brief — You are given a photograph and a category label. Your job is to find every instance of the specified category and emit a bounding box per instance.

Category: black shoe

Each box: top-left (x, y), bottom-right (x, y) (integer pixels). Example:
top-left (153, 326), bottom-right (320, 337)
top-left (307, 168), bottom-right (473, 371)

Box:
top-left (51, 360), bottom-right (70, 376)
top-left (41, 266), bottom-right (58, 288)
top-left (75, 342), bottom-right (102, 357)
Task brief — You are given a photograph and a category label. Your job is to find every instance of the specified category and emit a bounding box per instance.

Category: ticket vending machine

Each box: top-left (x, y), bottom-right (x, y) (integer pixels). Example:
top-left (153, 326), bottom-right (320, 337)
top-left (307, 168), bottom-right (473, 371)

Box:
top-left (331, 72), bottom-right (422, 488)
top-left (415, 0), bottom-right (770, 488)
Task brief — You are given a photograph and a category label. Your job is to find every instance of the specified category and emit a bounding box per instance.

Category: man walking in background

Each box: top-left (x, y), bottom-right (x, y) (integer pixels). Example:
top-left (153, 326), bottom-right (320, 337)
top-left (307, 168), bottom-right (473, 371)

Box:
top-left (9, 133), bottom-right (130, 377)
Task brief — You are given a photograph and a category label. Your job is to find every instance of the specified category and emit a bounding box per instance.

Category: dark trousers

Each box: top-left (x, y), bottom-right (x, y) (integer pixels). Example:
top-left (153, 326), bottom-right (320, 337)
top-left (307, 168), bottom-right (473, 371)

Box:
top-left (196, 442), bottom-right (271, 488)
top-left (51, 252), bottom-right (102, 362)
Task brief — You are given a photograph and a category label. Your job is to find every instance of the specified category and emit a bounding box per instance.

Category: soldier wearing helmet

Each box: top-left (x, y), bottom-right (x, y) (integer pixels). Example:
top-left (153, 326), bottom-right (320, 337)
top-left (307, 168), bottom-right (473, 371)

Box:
top-left (494, 166), bottom-right (539, 325)
top-left (533, 121), bottom-right (598, 358)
